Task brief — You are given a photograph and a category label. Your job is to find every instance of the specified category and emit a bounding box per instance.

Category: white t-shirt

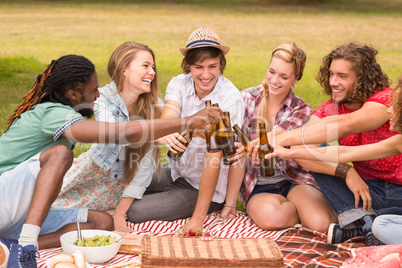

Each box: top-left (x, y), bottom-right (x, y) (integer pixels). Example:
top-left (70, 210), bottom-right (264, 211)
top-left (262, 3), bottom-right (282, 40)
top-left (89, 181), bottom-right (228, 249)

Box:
top-left (164, 73), bottom-right (245, 203)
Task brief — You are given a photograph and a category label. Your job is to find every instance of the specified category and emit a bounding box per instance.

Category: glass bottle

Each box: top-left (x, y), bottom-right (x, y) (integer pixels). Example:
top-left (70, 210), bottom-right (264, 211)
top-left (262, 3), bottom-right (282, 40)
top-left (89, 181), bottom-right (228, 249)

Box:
top-left (167, 128), bottom-right (194, 161)
top-left (217, 111), bottom-right (237, 165)
top-left (232, 124), bottom-right (251, 151)
top-left (205, 101), bottom-right (220, 153)
top-left (258, 122), bottom-right (275, 176)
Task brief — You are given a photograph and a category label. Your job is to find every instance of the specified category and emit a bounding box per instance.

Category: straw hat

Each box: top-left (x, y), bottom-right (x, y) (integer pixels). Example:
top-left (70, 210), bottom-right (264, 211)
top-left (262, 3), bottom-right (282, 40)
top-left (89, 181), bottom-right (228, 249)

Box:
top-left (179, 27), bottom-right (230, 56)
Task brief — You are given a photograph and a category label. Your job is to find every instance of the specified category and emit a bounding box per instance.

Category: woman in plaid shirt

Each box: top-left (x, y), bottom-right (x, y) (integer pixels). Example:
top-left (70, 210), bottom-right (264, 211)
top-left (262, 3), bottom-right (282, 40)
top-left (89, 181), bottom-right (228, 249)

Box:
top-left (221, 43), bottom-right (337, 232)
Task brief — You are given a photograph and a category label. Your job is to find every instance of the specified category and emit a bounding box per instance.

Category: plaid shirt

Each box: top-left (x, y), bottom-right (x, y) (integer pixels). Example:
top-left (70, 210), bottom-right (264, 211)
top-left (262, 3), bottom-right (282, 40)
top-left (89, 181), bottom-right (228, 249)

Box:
top-left (239, 85), bottom-right (319, 205)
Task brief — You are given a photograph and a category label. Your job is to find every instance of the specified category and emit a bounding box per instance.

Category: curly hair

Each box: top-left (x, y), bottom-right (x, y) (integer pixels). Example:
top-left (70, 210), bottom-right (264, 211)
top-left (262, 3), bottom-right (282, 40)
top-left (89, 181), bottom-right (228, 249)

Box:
top-left (391, 75), bottom-right (402, 133)
top-left (107, 41), bottom-right (162, 185)
top-left (6, 55), bottom-right (95, 132)
top-left (316, 42), bottom-right (390, 104)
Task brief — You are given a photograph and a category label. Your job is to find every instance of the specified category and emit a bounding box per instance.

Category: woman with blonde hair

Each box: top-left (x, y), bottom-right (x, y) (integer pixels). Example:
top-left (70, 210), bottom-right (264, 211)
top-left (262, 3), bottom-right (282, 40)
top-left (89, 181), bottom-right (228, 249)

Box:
top-left (221, 43), bottom-right (337, 232)
top-left (53, 41), bottom-right (162, 231)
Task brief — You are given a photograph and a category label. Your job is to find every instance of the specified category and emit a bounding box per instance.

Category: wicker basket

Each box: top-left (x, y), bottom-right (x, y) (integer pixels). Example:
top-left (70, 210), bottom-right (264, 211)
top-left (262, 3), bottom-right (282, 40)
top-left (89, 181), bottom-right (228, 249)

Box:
top-left (141, 236), bottom-right (283, 268)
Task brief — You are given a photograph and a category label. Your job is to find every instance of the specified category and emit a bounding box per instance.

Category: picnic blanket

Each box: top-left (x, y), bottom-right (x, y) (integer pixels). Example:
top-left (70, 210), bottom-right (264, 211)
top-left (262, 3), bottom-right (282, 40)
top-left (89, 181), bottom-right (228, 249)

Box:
top-left (37, 211), bottom-right (364, 267)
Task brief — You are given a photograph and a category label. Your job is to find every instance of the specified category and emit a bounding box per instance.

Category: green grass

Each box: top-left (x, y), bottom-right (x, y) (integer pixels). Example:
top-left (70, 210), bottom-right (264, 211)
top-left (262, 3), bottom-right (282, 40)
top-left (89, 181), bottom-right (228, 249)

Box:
top-left (1, 0), bottom-right (401, 212)
top-left (1, 1), bottom-right (401, 128)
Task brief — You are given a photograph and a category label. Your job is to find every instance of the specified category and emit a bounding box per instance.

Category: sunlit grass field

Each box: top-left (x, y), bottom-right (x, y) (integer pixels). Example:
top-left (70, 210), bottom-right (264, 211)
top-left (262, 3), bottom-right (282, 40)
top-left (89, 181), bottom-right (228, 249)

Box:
top-left (1, 0), bottom-right (401, 211)
top-left (1, 0), bottom-right (401, 142)
top-left (1, 1), bottom-right (401, 131)
top-left (1, 1), bottom-right (401, 133)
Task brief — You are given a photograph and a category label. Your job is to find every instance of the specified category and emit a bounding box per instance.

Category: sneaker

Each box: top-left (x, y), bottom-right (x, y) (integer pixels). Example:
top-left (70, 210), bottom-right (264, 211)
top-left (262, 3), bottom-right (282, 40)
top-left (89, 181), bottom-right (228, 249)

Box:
top-left (359, 214), bottom-right (380, 247)
top-left (327, 223), bottom-right (364, 244)
top-left (363, 229), bottom-right (380, 247)
top-left (0, 237), bottom-right (38, 268)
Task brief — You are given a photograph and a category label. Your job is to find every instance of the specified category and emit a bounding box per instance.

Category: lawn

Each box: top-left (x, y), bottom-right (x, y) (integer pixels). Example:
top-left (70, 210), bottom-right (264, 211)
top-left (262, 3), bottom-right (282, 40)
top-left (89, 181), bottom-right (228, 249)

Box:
top-left (0, 0), bottom-right (401, 212)
top-left (1, 0), bottom-right (401, 141)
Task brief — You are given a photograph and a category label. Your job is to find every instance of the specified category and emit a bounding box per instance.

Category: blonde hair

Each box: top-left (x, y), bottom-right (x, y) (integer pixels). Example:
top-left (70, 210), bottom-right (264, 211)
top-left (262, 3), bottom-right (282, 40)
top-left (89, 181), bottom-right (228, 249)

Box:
top-left (107, 42), bottom-right (162, 184)
top-left (258, 43), bottom-right (307, 128)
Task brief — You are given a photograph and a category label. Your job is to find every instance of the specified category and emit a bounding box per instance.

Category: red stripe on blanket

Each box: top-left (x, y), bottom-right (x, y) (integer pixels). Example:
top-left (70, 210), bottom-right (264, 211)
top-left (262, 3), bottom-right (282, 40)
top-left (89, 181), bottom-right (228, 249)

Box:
top-left (37, 211), bottom-right (363, 267)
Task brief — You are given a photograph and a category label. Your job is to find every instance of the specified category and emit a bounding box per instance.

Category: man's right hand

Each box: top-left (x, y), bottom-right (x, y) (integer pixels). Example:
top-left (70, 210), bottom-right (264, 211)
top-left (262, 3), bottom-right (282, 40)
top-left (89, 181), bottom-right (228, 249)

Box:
top-left (188, 106), bottom-right (222, 129)
top-left (345, 168), bottom-right (372, 211)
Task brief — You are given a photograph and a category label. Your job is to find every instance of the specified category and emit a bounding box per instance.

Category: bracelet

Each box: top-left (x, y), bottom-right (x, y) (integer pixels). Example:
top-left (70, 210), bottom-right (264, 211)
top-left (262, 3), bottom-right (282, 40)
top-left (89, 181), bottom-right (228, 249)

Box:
top-left (224, 204), bottom-right (236, 208)
top-left (335, 163), bottom-right (352, 180)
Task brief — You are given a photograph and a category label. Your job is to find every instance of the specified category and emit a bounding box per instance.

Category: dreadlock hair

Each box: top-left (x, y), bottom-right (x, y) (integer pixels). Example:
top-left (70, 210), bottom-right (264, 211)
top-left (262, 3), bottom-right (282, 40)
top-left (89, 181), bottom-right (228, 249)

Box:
top-left (181, 47), bottom-right (226, 74)
top-left (6, 55), bottom-right (96, 132)
top-left (107, 41), bottom-right (162, 185)
top-left (391, 75), bottom-right (402, 133)
top-left (316, 42), bottom-right (390, 105)
top-left (258, 43), bottom-right (307, 129)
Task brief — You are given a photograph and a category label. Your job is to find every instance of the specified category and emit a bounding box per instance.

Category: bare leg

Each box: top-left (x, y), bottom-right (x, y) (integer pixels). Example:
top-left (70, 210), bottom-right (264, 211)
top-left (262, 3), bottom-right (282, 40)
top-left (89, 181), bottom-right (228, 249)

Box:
top-left (38, 210), bottom-right (113, 249)
top-left (22, 144), bottom-right (113, 249)
top-left (24, 145), bottom-right (74, 227)
top-left (246, 193), bottom-right (299, 230)
top-left (182, 152), bottom-right (221, 232)
top-left (287, 184), bottom-right (338, 232)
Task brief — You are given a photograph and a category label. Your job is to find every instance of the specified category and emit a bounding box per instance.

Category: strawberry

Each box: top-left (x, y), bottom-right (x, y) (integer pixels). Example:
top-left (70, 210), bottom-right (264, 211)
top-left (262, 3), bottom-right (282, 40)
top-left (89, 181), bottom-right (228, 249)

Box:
top-left (188, 229), bottom-right (197, 236)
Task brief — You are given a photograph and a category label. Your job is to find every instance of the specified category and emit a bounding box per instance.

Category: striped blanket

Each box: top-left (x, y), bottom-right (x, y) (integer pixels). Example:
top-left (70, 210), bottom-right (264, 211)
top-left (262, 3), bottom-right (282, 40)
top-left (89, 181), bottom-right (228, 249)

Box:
top-left (37, 211), bottom-right (363, 267)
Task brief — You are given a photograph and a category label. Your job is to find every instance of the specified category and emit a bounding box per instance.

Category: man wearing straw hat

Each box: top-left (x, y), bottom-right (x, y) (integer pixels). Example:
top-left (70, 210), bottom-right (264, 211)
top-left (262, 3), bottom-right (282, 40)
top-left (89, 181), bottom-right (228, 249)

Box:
top-left (126, 27), bottom-right (245, 233)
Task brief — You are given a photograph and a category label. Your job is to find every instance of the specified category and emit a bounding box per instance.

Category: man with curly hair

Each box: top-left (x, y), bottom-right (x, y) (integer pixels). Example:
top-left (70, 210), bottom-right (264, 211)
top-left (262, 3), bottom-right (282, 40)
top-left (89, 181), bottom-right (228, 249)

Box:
top-left (264, 42), bottom-right (401, 246)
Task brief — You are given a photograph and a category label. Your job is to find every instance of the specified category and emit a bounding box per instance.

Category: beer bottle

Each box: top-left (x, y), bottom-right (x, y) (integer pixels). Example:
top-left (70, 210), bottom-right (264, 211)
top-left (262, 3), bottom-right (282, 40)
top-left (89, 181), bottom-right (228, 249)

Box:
top-left (217, 111), bottom-right (237, 165)
top-left (167, 128), bottom-right (194, 161)
top-left (232, 124), bottom-right (251, 151)
top-left (258, 122), bottom-right (275, 176)
top-left (205, 101), bottom-right (220, 153)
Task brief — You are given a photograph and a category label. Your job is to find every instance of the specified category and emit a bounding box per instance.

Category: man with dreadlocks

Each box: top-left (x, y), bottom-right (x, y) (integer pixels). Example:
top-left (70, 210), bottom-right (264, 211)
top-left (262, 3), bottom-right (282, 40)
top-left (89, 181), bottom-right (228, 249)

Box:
top-left (260, 42), bottom-right (401, 247)
top-left (0, 54), bottom-right (220, 267)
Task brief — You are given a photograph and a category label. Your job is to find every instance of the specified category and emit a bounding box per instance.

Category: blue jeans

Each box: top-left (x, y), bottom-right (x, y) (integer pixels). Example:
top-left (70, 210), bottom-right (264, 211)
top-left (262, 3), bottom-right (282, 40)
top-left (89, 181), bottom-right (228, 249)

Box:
top-left (248, 179), bottom-right (295, 202)
top-left (126, 164), bottom-right (224, 223)
top-left (312, 172), bottom-right (402, 228)
top-left (372, 214), bottom-right (402, 244)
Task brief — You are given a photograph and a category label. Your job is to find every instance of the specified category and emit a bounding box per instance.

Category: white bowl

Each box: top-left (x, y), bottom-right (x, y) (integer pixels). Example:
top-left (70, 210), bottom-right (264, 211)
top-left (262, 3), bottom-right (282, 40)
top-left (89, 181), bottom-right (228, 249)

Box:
top-left (60, 230), bottom-right (121, 264)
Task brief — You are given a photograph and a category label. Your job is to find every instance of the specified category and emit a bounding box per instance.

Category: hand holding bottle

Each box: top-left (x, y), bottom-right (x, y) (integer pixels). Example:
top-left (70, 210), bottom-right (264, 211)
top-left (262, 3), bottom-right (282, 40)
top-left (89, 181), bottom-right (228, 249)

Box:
top-left (264, 144), bottom-right (289, 160)
top-left (158, 132), bottom-right (188, 154)
top-left (226, 142), bottom-right (247, 163)
top-left (188, 103), bottom-right (222, 130)
top-left (205, 100), bottom-right (220, 153)
top-left (258, 122), bottom-right (275, 177)
top-left (217, 112), bottom-right (237, 165)
top-left (167, 129), bottom-right (195, 160)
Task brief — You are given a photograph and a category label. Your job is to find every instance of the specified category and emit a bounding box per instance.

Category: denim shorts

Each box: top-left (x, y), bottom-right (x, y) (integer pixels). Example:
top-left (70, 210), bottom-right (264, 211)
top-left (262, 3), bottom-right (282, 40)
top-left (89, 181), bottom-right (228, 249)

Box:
top-left (248, 180), bottom-right (295, 202)
top-left (0, 153), bottom-right (88, 240)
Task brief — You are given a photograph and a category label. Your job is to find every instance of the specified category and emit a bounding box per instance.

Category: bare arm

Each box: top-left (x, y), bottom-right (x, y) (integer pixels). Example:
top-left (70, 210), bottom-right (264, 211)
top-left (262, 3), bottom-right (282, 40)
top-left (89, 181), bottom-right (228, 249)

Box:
top-left (220, 143), bottom-right (247, 219)
top-left (161, 100), bottom-right (181, 119)
top-left (183, 151), bottom-right (222, 232)
top-left (113, 197), bottom-right (133, 232)
top-left (267, 135), bottom-right (402, 163)
top-left (61, 105), bottom-right (220, 144)
top-left (276, 102), bottom-right (390, 147)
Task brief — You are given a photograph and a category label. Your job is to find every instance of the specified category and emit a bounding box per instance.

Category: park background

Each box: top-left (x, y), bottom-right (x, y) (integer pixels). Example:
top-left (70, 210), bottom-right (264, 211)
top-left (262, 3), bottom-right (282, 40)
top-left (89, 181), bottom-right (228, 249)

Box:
top-left (1, 0), bottom-right (401, 155)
